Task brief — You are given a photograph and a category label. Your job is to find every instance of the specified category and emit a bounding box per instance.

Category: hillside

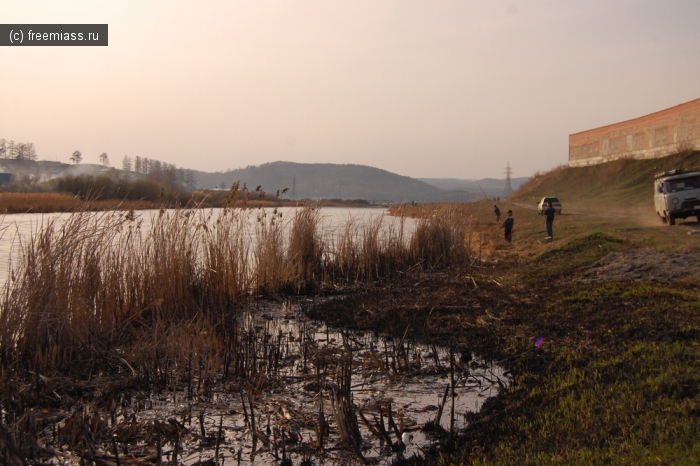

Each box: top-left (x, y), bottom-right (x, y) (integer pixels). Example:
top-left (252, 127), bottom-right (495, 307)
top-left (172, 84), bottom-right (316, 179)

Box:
top-left (419, 176), bottom-right (530, 199)
top-left (512, 150), bottom-right (700, 213)
top-left (0, 158), bottom-right (525, 204)
top-left (193, 161), bottom-right (480, 203)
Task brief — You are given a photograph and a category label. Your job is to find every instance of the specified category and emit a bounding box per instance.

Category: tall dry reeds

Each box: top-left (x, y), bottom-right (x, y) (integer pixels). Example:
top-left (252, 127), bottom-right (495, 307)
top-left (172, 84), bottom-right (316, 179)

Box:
top-left (0, 201), bottom-right (480, 382)
top-left (253, 207), bottom-right (292, 294)
top-left (409, 205), bottom-right (477, 269)
top-left (288, 205), bottom-right (324, 289)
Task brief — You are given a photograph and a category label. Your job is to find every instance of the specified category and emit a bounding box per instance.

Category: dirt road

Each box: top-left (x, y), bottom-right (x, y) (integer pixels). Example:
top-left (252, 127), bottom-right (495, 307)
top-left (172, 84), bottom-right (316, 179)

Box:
top-left (514, 201), bottom-right (700, 283)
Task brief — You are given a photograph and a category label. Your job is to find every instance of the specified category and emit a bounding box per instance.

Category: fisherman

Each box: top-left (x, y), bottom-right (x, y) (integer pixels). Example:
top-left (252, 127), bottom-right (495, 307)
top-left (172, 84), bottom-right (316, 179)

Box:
top-left (494, 205), bottom-right (501, 222)
top-left (503, 210), bottom-right (514, 242)
top-left (544, 201), bottom-right (556, 240)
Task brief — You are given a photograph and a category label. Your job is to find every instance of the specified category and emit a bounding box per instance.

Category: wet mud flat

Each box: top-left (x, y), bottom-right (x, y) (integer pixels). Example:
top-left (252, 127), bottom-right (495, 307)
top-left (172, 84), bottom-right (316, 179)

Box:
top-left (2, 298), bottom-right (508, 466)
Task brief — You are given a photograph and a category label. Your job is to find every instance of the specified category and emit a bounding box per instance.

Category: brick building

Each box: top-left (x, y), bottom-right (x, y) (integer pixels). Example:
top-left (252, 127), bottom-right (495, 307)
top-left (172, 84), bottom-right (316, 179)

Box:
top-left (569, 98), bottom-right (700, 167)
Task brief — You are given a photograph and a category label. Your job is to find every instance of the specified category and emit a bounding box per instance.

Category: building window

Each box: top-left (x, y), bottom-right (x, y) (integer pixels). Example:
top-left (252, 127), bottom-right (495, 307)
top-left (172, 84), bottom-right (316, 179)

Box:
top-left (654, 127), bottom-right (668, 147)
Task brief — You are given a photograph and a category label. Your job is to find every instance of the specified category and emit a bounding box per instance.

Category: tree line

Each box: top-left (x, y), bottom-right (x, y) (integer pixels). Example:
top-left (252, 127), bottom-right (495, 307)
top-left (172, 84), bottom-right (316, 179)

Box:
top-left (1, 137), bottom-right (198, 191)
top-left (0, 139), bottom-right (38, 161)
top-left (121, 155), bottom-right (197, 190)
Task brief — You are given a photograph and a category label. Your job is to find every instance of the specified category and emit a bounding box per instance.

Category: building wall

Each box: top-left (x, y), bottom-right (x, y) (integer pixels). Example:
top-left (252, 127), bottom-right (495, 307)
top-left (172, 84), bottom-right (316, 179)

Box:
top-left (569, 98), bottom-right (700, 167)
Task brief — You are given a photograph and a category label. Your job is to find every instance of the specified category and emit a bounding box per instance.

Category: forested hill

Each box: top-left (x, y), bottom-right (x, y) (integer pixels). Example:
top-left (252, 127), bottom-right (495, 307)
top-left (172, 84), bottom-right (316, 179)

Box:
top-left (193, 162), bottom-right (480, 203)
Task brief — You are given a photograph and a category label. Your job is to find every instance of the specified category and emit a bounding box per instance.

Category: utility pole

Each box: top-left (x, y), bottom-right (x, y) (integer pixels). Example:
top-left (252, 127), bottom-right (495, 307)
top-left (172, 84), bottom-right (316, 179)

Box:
top-left (503, 162), bottom-right (513, 199)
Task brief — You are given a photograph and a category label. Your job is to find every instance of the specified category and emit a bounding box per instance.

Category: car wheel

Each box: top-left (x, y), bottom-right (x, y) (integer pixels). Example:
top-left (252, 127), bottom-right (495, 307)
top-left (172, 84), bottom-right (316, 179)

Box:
top-left (661, 215), bottom-right (667, 224)
top-left (668, 214), bottom-right (675, 226)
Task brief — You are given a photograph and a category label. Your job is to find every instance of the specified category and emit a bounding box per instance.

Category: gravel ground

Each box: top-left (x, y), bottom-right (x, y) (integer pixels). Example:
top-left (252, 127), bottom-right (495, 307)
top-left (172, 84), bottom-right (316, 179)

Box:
top-left (581, 248), bottom-right (700, 283)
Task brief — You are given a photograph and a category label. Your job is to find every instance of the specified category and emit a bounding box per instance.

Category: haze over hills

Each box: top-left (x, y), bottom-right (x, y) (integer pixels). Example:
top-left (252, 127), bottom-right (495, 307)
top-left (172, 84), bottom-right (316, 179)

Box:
top-left (0, 158), bottom-right (529, 203)
top-left (192, 162), bottom-right (498, 203)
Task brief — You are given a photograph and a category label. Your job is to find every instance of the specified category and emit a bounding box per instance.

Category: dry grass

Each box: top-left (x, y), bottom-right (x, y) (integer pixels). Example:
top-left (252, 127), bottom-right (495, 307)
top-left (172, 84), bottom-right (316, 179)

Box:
top-left (0, 192), bottom-right (160, 213)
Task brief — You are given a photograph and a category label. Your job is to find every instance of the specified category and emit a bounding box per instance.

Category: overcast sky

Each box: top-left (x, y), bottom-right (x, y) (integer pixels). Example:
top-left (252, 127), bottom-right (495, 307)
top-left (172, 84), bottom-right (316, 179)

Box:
top-left (2, 1), bottom-right (699, 179)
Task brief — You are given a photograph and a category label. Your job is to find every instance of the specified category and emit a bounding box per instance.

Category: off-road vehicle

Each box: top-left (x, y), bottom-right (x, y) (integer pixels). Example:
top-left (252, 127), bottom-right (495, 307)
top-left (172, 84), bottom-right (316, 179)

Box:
top-left (654, 168), bottom-right (700, 225)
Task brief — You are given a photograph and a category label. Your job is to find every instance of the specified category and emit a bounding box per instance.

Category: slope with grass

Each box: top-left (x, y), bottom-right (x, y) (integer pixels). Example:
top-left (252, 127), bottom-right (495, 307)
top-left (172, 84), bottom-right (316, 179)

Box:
top-left (512, 150), bottom-right (700, 215)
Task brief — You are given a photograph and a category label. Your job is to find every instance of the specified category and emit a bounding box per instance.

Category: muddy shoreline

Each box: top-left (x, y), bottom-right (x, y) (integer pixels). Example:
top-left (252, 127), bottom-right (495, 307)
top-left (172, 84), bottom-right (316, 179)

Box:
top-left (308, 237), bottom-right (700, 464)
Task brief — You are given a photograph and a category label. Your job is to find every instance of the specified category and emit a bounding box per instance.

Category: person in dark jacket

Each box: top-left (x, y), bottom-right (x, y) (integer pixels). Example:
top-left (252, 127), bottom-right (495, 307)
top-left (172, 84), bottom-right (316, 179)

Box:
top-left (503, 210), bottom-right (514, 242)
top-left (494, 205), bottom-right (501, 222)
top-left (544, 202), bottom-right (556, 239)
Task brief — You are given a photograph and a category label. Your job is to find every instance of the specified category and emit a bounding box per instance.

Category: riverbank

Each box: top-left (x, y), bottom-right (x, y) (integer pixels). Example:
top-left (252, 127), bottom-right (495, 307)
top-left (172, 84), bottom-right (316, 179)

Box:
top-left (318, 201), bottom-right (700, 464)
top-left (1, 198), bottom-right (699, 464)
top-left (310, 233), bottom-right (700, 464)
top-left (0, 192), bottom-right (384, 214)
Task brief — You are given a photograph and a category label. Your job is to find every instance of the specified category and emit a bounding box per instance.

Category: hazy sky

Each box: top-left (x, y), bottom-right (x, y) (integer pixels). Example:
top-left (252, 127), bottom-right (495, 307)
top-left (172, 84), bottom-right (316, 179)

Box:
top-left (2, 1), bottom-right (699, 179)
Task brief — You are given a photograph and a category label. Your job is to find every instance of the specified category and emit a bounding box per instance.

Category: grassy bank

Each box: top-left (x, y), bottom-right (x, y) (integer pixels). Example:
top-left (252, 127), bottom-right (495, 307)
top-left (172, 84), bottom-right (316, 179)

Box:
top-left (512, 150), bottom-right (700, 214)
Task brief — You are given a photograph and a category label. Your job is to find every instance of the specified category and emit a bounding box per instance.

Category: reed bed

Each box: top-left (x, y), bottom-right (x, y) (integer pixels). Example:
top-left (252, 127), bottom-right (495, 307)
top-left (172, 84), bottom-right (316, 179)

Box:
top-left (0, 199), bottom-right (483, 463)
top-left (0, 202), bottom-right (480, 376)
top-left (409, 205), bottom-right (480, 269)
top-left (0, 192), bottom-right (158, 213)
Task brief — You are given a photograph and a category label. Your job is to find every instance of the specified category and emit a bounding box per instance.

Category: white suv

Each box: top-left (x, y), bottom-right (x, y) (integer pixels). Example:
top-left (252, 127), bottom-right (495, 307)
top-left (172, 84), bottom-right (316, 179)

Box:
top-left (538, 197), bottom-right (562, 215)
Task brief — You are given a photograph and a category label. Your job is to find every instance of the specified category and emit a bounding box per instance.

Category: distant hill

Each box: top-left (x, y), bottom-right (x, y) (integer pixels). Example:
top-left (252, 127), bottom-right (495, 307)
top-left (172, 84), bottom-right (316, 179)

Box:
top-left (0, 158), bottom-right (528, 204)
top-left (419, 177), bottom-right (530, 199)
top-left (193, 162), bottom-right (481, 203)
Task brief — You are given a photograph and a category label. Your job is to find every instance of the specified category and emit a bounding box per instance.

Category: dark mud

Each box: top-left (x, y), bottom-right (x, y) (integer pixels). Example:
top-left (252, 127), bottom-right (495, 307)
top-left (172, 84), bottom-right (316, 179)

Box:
top-left (0, 296), bottom-right (507, 466)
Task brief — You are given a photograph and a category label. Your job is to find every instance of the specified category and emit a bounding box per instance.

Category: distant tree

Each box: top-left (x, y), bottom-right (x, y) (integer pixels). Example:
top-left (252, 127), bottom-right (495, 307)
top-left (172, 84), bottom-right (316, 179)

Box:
top-left (27, 143), bottom-right (38, 161)
top-left (122, 155), bottom-right (132, 172)
top-left (99, 152), bottom-right (110, 166)
top-left (14, 142), bottom-right (36, 161)
top-left (134, 156), bottom-right (142, 174)
top-left (15, 142), bottom-right (27, 160)
top-left (151, 160), bottom-right (163, 180)
top-left (185, 170), bottom-right (197, 189)
top-left (70, 150), bottom-right (82, 164)
top-left (0, 139), bottom-right (6, 159)
top-left (7, 141), bottom-right (16, 160)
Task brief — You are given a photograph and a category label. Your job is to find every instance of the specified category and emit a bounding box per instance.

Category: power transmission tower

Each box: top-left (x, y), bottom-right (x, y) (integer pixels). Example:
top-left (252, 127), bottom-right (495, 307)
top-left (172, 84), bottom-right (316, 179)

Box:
top-left (503, 162), bottom-right (513, 199)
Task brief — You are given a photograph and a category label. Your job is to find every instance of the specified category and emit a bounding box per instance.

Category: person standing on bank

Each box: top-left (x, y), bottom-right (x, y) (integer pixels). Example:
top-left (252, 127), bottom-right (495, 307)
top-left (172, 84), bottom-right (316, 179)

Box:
top-left (494, 205), bottom-right (501, 222)
top-left (544, 201), bottom-right (556, 240)
top-left (503, 210), bottom-right (514, 242)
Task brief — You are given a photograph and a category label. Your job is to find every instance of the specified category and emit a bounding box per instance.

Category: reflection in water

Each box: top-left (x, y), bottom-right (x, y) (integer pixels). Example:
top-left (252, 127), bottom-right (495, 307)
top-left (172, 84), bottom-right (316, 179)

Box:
top-left (127, 300), bottom-right (508, 465)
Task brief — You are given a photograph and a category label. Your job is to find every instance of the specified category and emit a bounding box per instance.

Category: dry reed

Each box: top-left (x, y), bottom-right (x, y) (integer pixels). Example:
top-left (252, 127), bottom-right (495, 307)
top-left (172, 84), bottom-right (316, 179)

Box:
top-left (0, 200), bottom-right (480, 390)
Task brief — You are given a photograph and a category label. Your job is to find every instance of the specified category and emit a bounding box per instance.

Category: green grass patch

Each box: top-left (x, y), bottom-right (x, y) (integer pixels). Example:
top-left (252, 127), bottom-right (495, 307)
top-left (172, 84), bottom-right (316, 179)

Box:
top-left (526, 232), bottom-right (623, 282)
top-left (469, 342), bottom-right (700, 465)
